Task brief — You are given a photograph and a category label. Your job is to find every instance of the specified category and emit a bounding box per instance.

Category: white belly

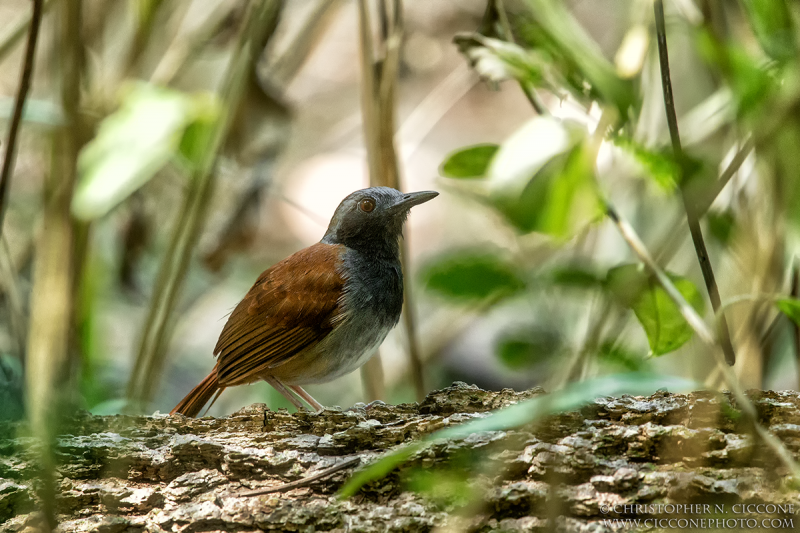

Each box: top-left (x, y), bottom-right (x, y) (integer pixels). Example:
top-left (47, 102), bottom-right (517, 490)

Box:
top-left (272, 313), bottom-right (394, 385)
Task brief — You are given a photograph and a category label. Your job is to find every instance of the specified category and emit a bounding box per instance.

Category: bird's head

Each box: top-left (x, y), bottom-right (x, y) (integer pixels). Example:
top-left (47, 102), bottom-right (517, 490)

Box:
top-left (322, 187), bottom-right (438, 258)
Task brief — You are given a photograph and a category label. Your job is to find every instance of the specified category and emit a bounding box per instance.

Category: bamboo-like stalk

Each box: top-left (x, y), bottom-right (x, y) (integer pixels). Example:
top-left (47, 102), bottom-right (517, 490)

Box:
top-left (125, 1), bottom-right (284, 410)
top-left (268, 0), bottom-right (344, 87)
top-left (203, 0), bottom-right (345, 271)
top-left (25, 1), bottom-right (84, 528)
top-left (356, 0), bottom-right (427, 401)
top-left (653, 0), bottom-right (736, 366)
top-left (124, 0), bottom-right (167, 76)
top-left (357, 0), bottom-right (386, 402)
top-left (150, 2), bottom-right (237, 86)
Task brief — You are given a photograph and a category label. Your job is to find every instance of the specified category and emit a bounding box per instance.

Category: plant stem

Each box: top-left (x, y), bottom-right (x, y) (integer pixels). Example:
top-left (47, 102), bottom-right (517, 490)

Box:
top-left (0, 0), bottom-right (44, 235)
top-left (150, 2), bottom-right (237, 86)
top-left (494, 0), bottom-right (548, 115)
top-left (242, 457), bottom-right (361, 496)
top-left (357, 0), bottom-right (426, 401)
top-left (124, 0), bottom-right (167, 77)
top-left (792, 262), bottom-right (800, 390)
top-left (697, 137), bottom-right (754, 214)
top-left (653, 0), bottom-right (735, 365)
top-left (606, 204), bottom-right (800, 481)
top-left (126, 1), bottom-right (284, 410)
top-left (25, 1), bottom-right (83, 528)
top-left (268, 0), bottom-right (344, 87)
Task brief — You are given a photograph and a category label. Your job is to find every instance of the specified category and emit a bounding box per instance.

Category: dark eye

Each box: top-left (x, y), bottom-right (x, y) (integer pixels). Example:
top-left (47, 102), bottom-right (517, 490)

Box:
top-left (359, 198), bottom-right (376, 213)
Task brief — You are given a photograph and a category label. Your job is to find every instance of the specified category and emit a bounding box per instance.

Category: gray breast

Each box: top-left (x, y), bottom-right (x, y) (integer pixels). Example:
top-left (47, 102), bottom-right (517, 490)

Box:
top-left (340, 248), bottom-right (404, 330)
top-left (286, 249), bottom-right (404, 385)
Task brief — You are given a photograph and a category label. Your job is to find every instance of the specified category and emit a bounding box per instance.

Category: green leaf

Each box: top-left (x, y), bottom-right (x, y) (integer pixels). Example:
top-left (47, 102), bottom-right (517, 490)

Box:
top-left (490, 126), bottom-right (604, 240)
top-left (178, 115), bottom-right (220, 170)
top-left (740, 0), bottom-right (796, 63)
top-left (453, 33), bottom-right (561, 93)
top-left (440, 144), bottom-right (499, 178)
top-left (72, 83), bottom-right (220, 221)
top-left (521, 0), bottom-right (634, 115)
top-left (606, 264), bottom-right (705, 356)
top-left (488, 116), bottom-right (578, 190)
top-left (613, 137), bottom-right (679, 191)
top-left (597, 342), bottom-right (646, 372)
top-left (406, 465), bottom-right (476, 507)
top-left (338, 372), bottom-right (696, 498)
top-left (696, 32), bottom-right (773, 117)
top-left (496, 328), bottom-right (561, 369)
top-left (549, 265), bottom-right (606, 289)
top-left (776, 298), bottom-right (800, 325)
top-left (706, 210), bottom-right (737, 245)
top-left (421, 250), bottom-right (525, 302)
top-left (489, 121), bottom-right (604, 239)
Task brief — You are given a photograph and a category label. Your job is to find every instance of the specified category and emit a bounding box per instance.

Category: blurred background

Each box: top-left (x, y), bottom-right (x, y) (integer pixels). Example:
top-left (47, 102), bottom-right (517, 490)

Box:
top-left (1, 0), bottom-right (799, 419)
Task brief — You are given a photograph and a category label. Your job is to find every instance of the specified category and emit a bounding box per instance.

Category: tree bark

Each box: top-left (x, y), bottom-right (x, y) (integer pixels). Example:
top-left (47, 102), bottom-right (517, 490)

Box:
top-left (1, 383), bottom-right (799, 532)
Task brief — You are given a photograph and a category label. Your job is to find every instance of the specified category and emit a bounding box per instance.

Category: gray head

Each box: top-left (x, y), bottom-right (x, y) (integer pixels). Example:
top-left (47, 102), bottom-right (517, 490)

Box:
top-left (322, 187), bottom-right (438, 258)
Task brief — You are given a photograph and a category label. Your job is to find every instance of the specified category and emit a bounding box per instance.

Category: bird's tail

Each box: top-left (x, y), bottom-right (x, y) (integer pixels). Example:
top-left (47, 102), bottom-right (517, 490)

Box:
top-left (170, 371), bottom-right (220, 417)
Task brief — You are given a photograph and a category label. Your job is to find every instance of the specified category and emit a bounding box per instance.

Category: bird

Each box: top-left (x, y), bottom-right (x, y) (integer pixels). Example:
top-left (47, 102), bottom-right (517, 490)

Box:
top-left (171, 186), bottom-right (438, 417)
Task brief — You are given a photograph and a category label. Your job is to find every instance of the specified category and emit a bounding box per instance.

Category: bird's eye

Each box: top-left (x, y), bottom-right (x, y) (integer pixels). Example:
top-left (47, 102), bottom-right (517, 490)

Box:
top-left (359, 198), bottom-right (376, 213)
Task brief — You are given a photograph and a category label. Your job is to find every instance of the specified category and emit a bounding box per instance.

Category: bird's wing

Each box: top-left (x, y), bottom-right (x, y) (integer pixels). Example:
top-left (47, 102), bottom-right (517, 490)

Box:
top-left (213, 242), bottom-right (348, 386)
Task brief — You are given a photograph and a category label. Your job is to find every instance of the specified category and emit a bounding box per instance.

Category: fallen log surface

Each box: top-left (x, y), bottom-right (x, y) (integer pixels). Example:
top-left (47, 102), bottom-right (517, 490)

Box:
top-left (2, 383), bottom-right (799, 532)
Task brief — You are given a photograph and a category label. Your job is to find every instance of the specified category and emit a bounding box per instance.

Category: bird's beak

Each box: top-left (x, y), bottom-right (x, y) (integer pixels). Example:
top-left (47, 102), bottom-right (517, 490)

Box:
top-left (390, 190), bottom-right (439, 213)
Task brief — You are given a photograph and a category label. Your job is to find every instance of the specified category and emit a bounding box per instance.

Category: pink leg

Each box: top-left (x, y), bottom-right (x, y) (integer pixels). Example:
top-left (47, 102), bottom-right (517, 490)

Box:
top-left (264, 376), bottom-right (308, 411)
top-left (290, 385), bottom-right (325, 412)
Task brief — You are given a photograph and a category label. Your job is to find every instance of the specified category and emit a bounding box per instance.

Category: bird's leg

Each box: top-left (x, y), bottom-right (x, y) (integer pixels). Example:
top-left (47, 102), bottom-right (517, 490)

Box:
top-left (263, 376), bottom-right (308, 412)
top-left (289, 385), bottom-right (325, 413)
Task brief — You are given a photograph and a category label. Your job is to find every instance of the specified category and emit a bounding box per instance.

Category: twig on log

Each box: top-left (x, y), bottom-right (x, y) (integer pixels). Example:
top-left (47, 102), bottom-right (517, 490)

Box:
top-left (242, 457), bottom-right (361, 496)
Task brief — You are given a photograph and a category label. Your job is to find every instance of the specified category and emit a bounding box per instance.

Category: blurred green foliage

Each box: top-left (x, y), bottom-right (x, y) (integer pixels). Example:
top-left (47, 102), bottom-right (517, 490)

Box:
top-left (440, 144), bottom-right (499, 179)
top-left (495, 326), bottom-right (561, 369)
top-left (612, 137), bottom-right (679, 191)
top-left (423, 250), bottom-right (524, 302)
top-left (340, 372), bottom-right (696, 498)
top-left (3, 0), bottom-right (800, 520)
top-left (606, 264), bottom-right (705, 356)
top-left (2, 0), bottom-right (800, 424)
top-left (422, 0), bottom-right (800, 384)
top-left (73, 84), bottom-right (220, 221)
top-left (0, 355), bottom-right (24, 421)
top-left (777, 299), bottom-right (800, 326)
top-left (406, 459), bottom-right (477, 509)
top-left (739, 0), bottom-right (796, 63)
